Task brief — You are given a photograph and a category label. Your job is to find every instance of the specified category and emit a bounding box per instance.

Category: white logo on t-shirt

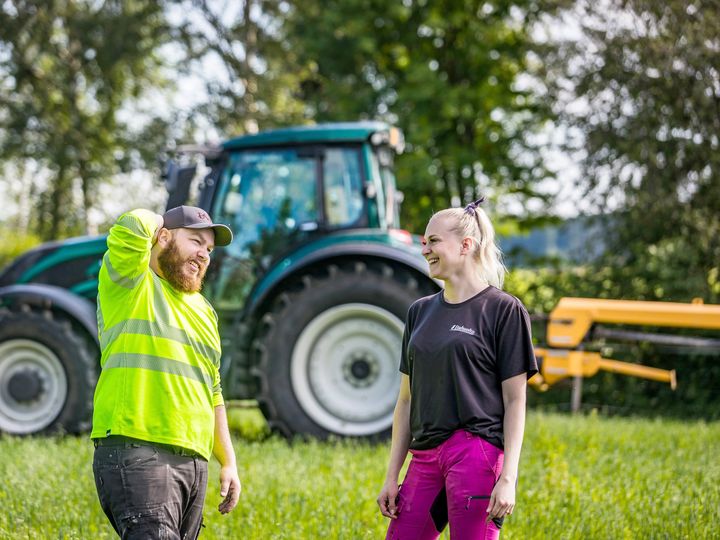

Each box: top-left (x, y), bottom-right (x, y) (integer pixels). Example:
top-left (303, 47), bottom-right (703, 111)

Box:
top-left (450, 324), bottom-right (476, 336)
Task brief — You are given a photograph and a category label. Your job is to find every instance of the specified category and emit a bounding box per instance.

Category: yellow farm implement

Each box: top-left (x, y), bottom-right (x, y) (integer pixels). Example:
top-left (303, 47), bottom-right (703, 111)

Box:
top-left (530, 297), bottom-right (720, 408)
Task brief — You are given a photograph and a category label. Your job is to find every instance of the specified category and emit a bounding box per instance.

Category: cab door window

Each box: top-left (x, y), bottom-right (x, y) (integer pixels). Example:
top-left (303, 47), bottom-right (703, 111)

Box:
top-left (323, 147), bottom-right (364, 227)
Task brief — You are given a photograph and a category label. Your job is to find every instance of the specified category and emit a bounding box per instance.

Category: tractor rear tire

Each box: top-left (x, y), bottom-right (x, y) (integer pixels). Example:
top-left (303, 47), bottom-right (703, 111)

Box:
top-left (0, 307), bottom-right (98, 435)
top-left (253, 262), bottom-right (436, 439)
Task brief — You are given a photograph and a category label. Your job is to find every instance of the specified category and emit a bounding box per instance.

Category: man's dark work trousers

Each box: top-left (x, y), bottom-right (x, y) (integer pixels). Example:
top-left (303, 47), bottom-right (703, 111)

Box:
top-left (93, 437), bottom-right (208, 539)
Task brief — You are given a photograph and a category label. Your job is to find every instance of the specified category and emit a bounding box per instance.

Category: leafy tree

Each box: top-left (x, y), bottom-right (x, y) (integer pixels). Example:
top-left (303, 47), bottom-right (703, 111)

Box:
top-left (0, 1), bottom-right (172, 239)
top-left (170, 0), bottom-right (309, 137)
top-left (542, 0), bottom-right (720, 302)
top-left (283, 0), bottom-right (569, 232)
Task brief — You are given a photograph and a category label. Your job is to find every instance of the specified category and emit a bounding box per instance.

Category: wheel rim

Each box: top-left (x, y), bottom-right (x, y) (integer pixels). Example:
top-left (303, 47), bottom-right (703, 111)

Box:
top-left (0, 339), bottom-right (68, 434)
top-left (291, 303), bottom-right (403, 436)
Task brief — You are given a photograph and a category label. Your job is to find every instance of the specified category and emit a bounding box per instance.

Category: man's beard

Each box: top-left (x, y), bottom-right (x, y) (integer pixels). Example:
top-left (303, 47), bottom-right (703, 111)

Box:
top-left (157, 238), bottom-right (207, 293)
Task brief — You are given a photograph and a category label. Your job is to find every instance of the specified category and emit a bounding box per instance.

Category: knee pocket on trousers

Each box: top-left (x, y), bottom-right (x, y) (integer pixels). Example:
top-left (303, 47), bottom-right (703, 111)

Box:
top-left (118, 504), bottom-right (172, 539)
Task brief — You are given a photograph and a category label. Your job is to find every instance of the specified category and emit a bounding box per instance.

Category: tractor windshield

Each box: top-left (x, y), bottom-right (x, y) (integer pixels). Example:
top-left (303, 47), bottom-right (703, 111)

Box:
top-left (213, 146), bottom-right (365, 254)
top-left (214, 148), bottom-right (318, 259)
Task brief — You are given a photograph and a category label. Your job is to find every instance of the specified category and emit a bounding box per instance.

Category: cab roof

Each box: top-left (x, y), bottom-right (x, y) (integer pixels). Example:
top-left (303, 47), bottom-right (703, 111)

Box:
top-left (222, 121), bottom-right (391, 150)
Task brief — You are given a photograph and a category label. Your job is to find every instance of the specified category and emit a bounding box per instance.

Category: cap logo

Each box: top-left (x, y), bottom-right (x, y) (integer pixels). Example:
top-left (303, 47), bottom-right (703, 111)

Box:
top-left (196, 210), bottom-right (210, 223)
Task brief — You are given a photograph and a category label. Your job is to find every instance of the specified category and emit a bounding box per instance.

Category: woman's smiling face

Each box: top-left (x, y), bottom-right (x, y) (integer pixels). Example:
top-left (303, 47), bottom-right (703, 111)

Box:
top-left (421, 215), bottom-right (464, 280)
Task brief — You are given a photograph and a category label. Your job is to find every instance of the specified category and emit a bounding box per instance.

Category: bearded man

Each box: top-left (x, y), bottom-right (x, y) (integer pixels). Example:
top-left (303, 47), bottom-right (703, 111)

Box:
top-left (91, 206), bottom-right (241, 539)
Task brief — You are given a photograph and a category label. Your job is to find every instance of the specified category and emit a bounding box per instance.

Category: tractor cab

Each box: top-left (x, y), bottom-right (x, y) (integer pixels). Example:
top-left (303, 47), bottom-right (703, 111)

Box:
top-left (165, 122), bottom-right (411, 312)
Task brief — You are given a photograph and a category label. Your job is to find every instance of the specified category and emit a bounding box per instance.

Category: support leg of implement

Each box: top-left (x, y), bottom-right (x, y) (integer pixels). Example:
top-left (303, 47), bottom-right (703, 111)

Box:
top-left (571, 375), bottom-right (583, 413)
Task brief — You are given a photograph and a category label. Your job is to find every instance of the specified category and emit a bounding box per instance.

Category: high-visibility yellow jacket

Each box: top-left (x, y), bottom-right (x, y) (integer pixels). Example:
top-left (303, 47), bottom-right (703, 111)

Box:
top-left (91, 209), bottom-right (223, 460)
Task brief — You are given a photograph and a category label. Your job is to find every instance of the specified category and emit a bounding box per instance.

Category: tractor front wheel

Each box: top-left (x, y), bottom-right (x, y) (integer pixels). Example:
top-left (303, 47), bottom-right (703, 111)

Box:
top-left (0, 307), bottom-right (97, 435)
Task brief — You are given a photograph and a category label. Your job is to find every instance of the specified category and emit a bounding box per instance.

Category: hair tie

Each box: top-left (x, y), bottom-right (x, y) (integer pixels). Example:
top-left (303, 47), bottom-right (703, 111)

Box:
top-left (464, 196), bottom-right (485, 215)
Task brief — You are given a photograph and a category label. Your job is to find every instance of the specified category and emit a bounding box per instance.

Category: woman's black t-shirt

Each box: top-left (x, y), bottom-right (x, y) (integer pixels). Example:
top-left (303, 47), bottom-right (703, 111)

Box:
top-left (400, 286), bottom-right (537, 450)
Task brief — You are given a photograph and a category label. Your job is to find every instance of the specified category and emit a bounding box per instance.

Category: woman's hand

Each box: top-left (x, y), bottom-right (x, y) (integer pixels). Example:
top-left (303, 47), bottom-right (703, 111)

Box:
top-left (486, 475), bottom-right (515, 523)
top-left (377, 481), bottom-right (400, 519)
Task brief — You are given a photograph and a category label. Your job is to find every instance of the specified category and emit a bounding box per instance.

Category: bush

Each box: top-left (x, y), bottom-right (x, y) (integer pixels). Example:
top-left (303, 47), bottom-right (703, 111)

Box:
top-left (0, 225), bottom-right (41, 271)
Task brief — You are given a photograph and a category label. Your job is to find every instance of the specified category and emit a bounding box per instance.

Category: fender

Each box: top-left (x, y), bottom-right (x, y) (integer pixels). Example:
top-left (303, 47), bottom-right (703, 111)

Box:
top-left (246, 238), bottom-right (440, 316)
top-left (0, 284), bottom-right (99, 345)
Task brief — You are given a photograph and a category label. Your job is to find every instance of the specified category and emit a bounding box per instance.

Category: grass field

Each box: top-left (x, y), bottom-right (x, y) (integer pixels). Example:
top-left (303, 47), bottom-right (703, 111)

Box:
top-left (1, 409), bottom-right (718, 539)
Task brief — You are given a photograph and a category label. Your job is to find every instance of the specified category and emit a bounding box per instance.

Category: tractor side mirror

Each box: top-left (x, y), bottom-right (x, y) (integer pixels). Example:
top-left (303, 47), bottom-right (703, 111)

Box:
top-left (163, 160), bottom-right (198, 210)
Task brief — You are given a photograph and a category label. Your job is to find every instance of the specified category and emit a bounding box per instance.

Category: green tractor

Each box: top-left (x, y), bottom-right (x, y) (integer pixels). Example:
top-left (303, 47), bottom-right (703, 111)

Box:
top-left (0, 121), bottom-right (439, 439)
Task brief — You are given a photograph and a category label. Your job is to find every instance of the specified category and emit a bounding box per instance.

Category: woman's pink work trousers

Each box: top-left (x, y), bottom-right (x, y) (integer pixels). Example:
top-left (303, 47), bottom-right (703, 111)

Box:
top-left (386, 429), bottom-right (505, 540)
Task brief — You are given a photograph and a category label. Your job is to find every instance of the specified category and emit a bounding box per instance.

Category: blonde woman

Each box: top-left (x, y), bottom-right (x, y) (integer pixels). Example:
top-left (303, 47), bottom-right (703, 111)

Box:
top-left (377, 199), bottom-right (537, 539)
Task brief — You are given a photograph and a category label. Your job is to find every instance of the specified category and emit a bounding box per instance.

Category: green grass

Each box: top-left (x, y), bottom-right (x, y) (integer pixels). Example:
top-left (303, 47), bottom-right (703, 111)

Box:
top-left (1, 409), bottom-right (718, 539)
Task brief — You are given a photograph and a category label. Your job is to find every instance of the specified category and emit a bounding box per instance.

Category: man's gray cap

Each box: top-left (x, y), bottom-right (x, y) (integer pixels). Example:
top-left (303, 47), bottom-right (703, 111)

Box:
top-left (162, 205), bottom-right (233, 247)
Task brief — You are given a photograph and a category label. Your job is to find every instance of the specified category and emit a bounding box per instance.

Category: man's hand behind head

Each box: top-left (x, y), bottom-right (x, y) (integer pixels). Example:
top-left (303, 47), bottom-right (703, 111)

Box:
top-left (151, 214), bottom-right (164, 246)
